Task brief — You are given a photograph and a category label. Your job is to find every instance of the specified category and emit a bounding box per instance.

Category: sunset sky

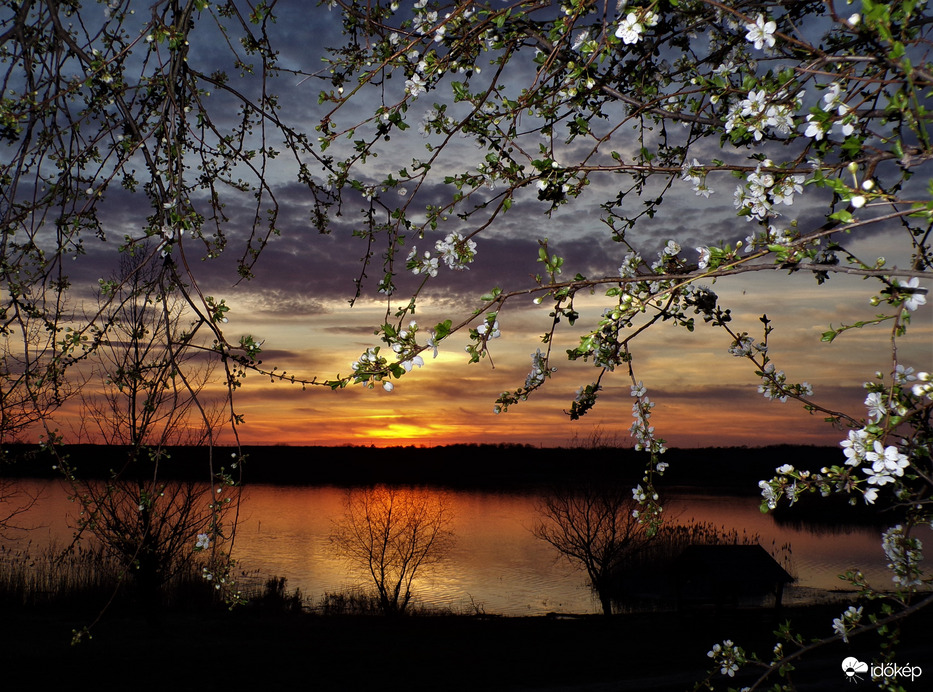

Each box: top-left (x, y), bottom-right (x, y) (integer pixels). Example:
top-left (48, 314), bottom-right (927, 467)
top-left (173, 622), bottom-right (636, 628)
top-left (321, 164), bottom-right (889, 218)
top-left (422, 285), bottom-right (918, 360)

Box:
top-left (47, 3), bottom-right (932, 450)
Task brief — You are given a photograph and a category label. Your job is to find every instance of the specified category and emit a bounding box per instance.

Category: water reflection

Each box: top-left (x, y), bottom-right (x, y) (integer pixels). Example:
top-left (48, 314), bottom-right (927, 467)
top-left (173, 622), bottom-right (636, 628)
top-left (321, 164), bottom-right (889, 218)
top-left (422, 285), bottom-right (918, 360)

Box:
top-left (330, 485), bottom-right (455, 615)
top-left (3, 480), bottom-right (929, 615)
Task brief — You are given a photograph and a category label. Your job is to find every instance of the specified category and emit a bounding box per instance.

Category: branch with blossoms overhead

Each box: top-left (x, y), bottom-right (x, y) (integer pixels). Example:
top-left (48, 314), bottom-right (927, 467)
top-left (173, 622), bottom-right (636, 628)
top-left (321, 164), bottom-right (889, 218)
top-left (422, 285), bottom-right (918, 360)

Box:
top-left (2, 0), bottom-right (931, 676)
top-left (314, 1), bottom-right (932, 688)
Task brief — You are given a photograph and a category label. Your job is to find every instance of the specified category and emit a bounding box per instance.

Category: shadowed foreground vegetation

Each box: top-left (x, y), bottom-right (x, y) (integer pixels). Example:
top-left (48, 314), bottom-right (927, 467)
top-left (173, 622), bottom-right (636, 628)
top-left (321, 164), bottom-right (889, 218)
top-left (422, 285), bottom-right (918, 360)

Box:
top-left (5, 592), bottom-right (932, 691)
top-left (3, 546), bottom-right (931, 691)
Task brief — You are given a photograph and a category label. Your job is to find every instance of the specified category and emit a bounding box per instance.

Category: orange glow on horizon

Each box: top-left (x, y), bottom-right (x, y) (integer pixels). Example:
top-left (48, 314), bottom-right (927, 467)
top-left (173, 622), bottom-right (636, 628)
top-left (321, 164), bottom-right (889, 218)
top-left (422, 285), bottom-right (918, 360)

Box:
top-left (34, 263), bottom-right (932, 451)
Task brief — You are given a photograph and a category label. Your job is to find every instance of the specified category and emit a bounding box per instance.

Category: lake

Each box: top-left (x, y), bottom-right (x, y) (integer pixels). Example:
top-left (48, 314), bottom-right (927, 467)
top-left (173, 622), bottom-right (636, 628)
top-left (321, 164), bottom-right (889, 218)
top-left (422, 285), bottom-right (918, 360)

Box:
top-left (2, 479), bottom-right (923, 615)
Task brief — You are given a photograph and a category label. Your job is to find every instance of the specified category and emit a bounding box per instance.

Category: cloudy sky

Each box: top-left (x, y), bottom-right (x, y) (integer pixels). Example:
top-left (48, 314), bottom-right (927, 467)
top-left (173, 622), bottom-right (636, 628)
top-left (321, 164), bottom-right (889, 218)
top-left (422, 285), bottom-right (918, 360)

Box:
top-left (42, 2), bottom-right (932, 449)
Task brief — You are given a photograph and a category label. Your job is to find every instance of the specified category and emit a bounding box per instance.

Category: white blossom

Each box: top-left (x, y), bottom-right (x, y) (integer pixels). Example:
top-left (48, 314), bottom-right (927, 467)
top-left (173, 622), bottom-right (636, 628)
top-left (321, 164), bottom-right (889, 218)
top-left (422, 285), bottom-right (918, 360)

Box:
top-left (405, 73), bottom-right (427, 98)
top-left (881, 525), bottom-right (924, 588)
top-left (615, 13), bottom-right (644, 45)
top-left (618, 252), bottom-right (642, 279)
top-left (525, 349), bottom-right (549, 388)
top-left (803, 114), bottom-right (827, 140)
top-left (865, 441), bottom-right (909, 481)
top-left (744, 14), bottom-right (777, 50)
top-left (911, 371), bottom-right (932, 399)
top-left (895, 277), bottom-right (927, 311)
top-left (864, 391), bottom-right (887, 422)
top-left (477, 320), bottom-right (500, 339)
top-left (832, 605), bottom-right (863, 643)
top-left (759, 480), bottom-right (778, 509)
top-left (435, 231), bottom-right (477, 270)
top-left (840, 428), bottom-right (871, 467)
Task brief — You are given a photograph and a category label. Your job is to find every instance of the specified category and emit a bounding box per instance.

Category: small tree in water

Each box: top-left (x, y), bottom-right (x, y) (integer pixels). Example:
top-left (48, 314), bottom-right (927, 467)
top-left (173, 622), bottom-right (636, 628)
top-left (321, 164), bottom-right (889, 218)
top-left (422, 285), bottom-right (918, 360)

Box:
top-left (534, 483), bottom-right (651, 616)
top-left (331, 485), bottom-right (454, 616)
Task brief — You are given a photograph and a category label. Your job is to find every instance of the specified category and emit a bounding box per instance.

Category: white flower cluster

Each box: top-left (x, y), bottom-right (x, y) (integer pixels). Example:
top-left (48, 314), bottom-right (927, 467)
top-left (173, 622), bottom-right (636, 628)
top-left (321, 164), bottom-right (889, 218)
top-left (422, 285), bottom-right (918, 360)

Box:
top-left (476, 319), bottom-right (500, 340)
top-left (418, 105), bottom-right (455, 137)
top-left (349, 321), bottom-right (432, 393)
top-left (102, 0), bottom-right (121, 19)
top-left (911, 371), bottom-right (933, 399)
top-left (435, 231), bottom-right (477, 270)
top-left (629, 381), bottom-right (666, 455)
top-left (352, 347), bottom-right (381, 373)
top-left (881, 525), bottom-right (924, 589)
top-left (728, 333), bottom-right (767, 358)
top-left (864, 391), bottom-right (889, 423)
top-left (771, 463), bottom-right (815, 505)
top-left (832, 605), bottom-right (863, 643)
top-left (839, 426), bottom-right (910, 503)
top-left (758, 362), bottom-right (811, 402)
top-left (864, 441), bottom-right (909, 487)
top-left (195, 533), bottom-right (211, 550)
top-left (742, 224), bottom-right (795, 253)
top-left (617, 251), bottom-right (642, 279)
top-left (615, 10), bottom-right (659, 46)
top-left (681, 158), bottom-right (714, 198)
top-left (803, 82), bottom-right (856, 140)
top-left (707, 639), bottom-right (744, 678)
top-left (733, 160), bottom-right (804, 221)
top-left (535, 176), bottom-right (570, 197)
top-left (404, 15), bottom-right (433, 99)
top-left (725, 90), bottom-right (798, 143)
top-left (524, 349), bottom-right (550, 388)
top-left (406, 247), bottom-right (440, 277)
top-left (840, 428), bottom-right (871, 466)
top-left (397, 321), bottom-right (429, 373)
top-left (413, 0), bottom-right (436, 33)
top-left (649, 239), bottom-right (681, 273)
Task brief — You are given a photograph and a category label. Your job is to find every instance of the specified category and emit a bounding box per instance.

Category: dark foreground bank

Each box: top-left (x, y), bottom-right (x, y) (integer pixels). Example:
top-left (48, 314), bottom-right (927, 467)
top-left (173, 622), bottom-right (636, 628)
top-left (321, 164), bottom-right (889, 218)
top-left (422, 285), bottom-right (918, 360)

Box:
top-left (5, 602), bottom-right (931, 692)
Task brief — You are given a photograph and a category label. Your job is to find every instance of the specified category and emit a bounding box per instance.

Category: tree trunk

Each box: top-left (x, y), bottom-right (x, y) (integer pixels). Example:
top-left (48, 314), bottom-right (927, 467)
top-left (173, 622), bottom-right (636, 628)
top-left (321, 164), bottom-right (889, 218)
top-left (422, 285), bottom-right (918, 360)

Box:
top-left (598, 589), bottom-right (613, 617)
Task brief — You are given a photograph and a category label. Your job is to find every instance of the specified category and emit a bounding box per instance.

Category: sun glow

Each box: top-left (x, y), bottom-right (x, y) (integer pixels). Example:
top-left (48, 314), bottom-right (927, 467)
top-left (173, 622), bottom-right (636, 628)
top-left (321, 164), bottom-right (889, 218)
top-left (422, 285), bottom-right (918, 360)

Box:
top-left (360, 422), bottom-right (461, 444)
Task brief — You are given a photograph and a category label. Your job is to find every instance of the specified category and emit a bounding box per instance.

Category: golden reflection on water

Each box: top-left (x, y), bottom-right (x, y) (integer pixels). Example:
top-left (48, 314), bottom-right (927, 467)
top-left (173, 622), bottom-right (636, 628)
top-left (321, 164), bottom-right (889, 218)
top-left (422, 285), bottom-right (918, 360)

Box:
top-left (4, 480), bottom-right (929, 614)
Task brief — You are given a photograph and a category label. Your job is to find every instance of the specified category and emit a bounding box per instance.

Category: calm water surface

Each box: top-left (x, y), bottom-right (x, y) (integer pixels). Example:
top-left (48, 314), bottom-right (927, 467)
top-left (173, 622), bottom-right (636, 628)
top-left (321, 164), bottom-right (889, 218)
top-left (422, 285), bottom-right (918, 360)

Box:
top-left (4, 480), bottom-right (925, 615)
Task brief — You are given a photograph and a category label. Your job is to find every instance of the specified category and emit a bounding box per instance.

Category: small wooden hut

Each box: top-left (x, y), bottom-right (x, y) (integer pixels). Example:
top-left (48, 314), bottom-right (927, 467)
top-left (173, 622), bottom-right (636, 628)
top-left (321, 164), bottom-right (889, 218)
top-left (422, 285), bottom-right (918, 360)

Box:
top-left (674, 544), bottom-right (794, 610)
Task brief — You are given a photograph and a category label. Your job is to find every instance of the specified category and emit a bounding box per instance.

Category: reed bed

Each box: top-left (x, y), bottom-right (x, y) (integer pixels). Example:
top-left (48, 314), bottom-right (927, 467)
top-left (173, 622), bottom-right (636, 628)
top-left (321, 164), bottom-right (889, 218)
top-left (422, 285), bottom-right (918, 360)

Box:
top-left (0, 541), bottom-right (215, 610)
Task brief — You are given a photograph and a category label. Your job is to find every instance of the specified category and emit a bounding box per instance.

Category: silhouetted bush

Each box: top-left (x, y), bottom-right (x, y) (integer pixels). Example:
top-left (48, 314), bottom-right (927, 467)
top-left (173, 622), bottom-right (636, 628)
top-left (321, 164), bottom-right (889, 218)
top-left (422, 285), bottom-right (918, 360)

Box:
top-left (247, 575), bottom-right (305, 613)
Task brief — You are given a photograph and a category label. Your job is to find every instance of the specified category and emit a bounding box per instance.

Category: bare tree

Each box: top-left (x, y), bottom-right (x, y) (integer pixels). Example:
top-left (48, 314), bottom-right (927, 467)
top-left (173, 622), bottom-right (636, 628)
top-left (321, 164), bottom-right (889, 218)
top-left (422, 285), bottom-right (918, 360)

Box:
top-left (79, 248), bottom-right (220, 451)
top-left (533, 484), bottom-right (650, 616)
top-left (331, 485), bottom-right (454, 616)
top-left (73, 249), bottom-right (225, 617)
top-left (0, 475), bottom-right (37, 540)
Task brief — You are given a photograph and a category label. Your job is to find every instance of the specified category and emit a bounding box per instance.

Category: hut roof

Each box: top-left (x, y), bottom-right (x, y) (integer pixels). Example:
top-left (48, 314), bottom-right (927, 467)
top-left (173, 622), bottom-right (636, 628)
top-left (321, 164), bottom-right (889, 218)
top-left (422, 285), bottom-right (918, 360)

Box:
top-left (676, 544), bottom-right (794, 585)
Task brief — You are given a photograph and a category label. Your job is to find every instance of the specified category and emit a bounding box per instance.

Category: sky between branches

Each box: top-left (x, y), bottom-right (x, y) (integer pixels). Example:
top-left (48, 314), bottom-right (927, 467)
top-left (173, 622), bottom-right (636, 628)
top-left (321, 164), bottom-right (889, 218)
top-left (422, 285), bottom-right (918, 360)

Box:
top-left (50, 2), bottom-right (932, 448)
